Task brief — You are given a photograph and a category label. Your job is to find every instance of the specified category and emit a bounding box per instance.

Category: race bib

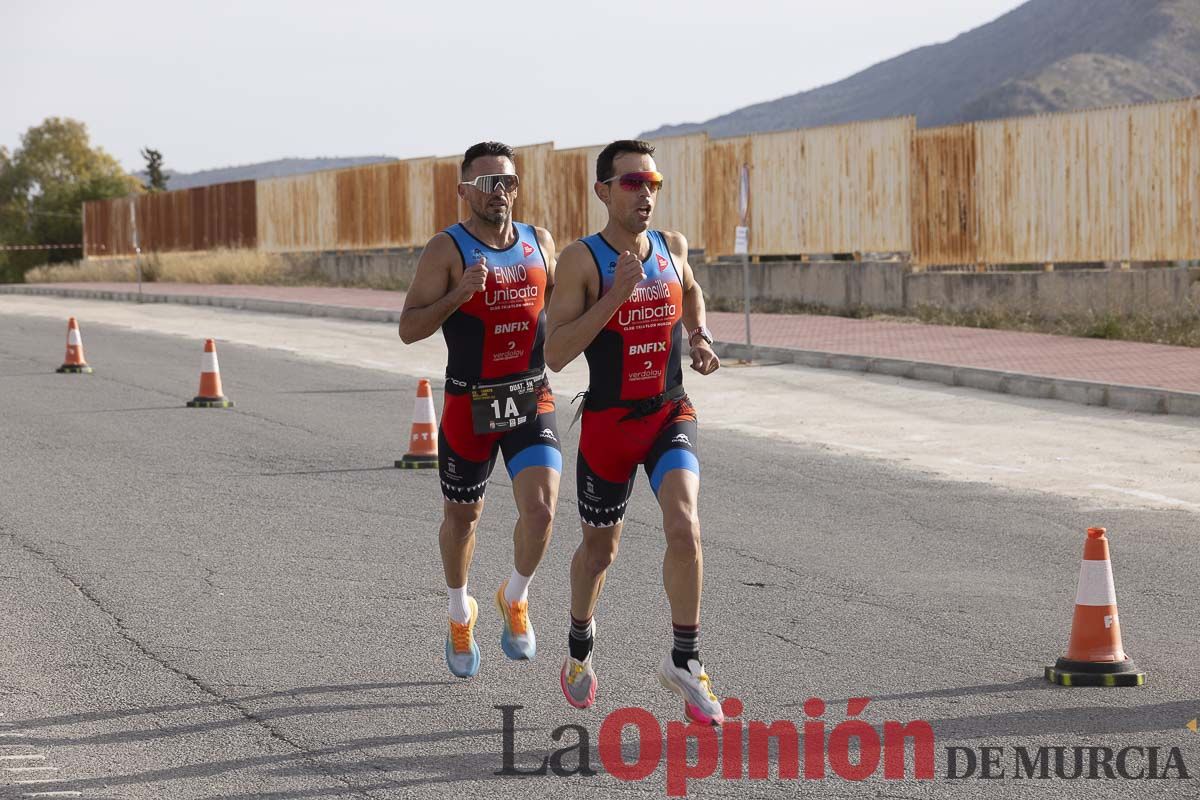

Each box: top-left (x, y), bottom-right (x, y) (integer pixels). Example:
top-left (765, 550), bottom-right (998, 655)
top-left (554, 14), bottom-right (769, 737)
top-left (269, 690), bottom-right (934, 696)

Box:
top-left (470, 376), bottom-right (539, 434)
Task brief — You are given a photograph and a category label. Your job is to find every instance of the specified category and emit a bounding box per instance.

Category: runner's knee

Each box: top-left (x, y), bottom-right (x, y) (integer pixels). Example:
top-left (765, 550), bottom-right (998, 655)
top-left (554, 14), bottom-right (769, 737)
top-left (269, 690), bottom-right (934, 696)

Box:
top-left (583, 535), bottom-right (619, 575)
top-left (517, 498), bottom-right (554, 536)
top-left (443, 502), bottom-right (483, 534)
top-left (663, 515), bottom-right (701, 559)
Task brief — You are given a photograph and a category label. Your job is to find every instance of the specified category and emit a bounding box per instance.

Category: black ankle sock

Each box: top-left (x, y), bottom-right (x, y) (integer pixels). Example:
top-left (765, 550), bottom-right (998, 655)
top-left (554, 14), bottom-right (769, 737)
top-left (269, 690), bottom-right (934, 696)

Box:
top-left (672, 648), bottom-right (702, 669)
top-left (569, 614), bottom-right (593, 661)
top-left (671, 623), bottom-right (700, 669)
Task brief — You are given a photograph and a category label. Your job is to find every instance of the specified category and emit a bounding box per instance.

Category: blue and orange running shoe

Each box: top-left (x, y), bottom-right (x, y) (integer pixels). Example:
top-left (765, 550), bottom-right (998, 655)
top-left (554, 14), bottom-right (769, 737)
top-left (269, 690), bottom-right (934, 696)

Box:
top-left (495, 581), bottom-right (536, 660)
top-left (445, 596), bottom-right (480, 678)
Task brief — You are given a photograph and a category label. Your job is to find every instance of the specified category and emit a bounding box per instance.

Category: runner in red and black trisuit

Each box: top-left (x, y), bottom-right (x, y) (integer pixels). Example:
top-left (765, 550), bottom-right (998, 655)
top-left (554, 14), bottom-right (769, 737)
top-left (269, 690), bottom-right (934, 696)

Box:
top-left (399, 142), bottom-right (561, 679)
top-left (545, 139), bottom-right (725, 725)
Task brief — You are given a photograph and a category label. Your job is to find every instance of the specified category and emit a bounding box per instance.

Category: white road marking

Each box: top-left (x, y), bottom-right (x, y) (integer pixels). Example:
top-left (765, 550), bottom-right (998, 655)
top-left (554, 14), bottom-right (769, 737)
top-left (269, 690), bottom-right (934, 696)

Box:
top-left (828, 442), bottom-right (885, 454)
top-left (23, 793), bottom-right (82, 799)
top-left (1089, 484), bottom-right (1200, 511)
top-left (946, 457), bottom-right (1027, 474)
top-left (0, 722), bottom-right (63, 789)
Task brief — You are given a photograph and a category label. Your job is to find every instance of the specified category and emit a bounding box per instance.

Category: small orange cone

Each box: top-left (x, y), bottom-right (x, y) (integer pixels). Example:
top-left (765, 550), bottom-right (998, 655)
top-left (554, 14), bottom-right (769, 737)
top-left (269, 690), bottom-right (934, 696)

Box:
top-left (186, 339), bottom-right (234, 408)
top-left (56, 317), bottom-right (93, 374)
top-left (396, 378), bottom-right (438, 469)
top-left (1045, 527), bottom-right (1144, 686)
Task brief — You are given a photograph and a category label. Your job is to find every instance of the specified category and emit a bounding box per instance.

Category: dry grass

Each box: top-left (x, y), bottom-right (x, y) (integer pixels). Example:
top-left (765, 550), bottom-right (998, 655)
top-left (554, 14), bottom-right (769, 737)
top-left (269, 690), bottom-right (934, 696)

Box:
top-left (27, 249), bottom-right (291, 285)
top-left (908, 305), bottom-right (1200, 348)
top-left (26, 259), bottom-right (139, 283)
top-left (709, 295), bottom-right (1200, 348)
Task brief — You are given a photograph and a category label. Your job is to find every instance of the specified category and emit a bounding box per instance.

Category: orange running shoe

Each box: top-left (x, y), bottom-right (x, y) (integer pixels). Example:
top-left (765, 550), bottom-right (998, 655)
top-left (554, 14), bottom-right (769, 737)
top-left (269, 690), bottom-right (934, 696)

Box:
top-left (495, 581), bottom-right (536, 660)
top-left (445, 596), bottom-right (480, 678)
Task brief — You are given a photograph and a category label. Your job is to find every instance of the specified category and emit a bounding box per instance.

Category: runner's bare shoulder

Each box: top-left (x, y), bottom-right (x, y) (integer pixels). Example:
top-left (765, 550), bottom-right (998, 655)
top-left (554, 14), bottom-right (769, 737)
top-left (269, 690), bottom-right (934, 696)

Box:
top-left (556, 240), bottom-right (600, 291)
top-left (422, 230), bottom-right (463, 268)
top-left (660, 230), bottom-right (690, 261)
top-left (533, 226), bottom-right (556, 252)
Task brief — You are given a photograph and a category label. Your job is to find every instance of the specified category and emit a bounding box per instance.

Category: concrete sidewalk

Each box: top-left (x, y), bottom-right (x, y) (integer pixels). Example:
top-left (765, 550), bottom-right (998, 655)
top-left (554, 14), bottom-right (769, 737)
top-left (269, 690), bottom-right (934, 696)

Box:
top-left (4, 281), bottom-right (1199, 417)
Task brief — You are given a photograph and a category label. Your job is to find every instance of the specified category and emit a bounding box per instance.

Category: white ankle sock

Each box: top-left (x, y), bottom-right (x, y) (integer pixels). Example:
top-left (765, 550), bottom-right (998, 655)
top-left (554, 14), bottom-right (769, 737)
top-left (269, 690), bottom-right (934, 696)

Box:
top-left (448, 585), bottom-right (470, 624)
top-left (504, 569), bottom-right (532, 604)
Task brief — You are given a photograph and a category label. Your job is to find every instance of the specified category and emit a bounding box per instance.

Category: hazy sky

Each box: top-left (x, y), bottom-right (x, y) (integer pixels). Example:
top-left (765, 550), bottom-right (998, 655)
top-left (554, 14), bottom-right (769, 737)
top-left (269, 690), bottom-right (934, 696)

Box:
top-left (3, 0), bottom-right (1024, 174)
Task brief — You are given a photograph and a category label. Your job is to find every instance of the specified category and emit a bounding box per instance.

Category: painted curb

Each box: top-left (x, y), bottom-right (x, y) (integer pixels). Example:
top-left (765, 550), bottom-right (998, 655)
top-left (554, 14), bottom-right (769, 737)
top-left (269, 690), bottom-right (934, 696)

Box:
top-left (713, 341), bottom-right (1200, 419)
top-left (0, 285), bottom-right (402, 323)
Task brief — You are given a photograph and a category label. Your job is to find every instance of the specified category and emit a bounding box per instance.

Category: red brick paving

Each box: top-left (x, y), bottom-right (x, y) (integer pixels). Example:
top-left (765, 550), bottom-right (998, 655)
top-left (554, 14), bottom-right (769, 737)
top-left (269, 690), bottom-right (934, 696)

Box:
top-left (705, 311), bottom-right (1200, 393)
top-left (31, 282), bottom-right (1200, 394)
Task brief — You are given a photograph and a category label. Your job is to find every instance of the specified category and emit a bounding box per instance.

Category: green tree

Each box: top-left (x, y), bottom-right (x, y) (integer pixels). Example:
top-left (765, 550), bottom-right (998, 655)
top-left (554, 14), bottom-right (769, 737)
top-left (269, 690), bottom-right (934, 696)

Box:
top-left (0, 117), bottom-right (141, 282)
top-left (141, 147), bottom-right (168, 192)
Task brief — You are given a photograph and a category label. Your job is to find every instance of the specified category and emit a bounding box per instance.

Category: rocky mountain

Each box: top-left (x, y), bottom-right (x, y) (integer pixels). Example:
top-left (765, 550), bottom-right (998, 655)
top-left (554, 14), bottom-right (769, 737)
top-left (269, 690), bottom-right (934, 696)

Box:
top-left (642, 0), bottom-right (1200, 139)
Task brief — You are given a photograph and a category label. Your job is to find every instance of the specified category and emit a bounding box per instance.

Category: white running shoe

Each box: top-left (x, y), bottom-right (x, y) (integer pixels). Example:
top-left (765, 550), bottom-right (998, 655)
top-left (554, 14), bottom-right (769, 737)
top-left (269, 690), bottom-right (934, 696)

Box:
top-left (658, 653), bottom-right (725, 726)
top-left (561, 619), bottom-right (597, 709)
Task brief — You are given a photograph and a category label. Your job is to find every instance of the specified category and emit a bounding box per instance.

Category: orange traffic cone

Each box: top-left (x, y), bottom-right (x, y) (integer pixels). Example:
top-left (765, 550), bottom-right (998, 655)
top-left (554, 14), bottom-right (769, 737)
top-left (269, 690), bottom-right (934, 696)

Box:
top-left (395, 378), bottom-right (438, 469)
top-left (1045, 527), bottom-right (1144, 686)
top-left (56, 317), bottom-right (93, 374)
top-left (186, 339), bottom-right (235, 408)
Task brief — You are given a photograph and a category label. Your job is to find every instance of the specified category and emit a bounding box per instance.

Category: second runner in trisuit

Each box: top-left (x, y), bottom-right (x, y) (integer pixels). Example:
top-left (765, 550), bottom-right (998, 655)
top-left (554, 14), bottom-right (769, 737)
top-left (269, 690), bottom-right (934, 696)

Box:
top-left (398, 141), bottom-right (561, 679)
top-left (544, 139), bottom-right (726, 725)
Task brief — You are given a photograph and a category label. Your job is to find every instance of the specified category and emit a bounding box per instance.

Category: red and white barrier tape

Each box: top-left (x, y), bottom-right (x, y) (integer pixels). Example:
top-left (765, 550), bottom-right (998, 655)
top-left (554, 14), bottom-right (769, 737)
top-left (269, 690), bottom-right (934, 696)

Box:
top-left (0, 243), bottom-right (83, 251)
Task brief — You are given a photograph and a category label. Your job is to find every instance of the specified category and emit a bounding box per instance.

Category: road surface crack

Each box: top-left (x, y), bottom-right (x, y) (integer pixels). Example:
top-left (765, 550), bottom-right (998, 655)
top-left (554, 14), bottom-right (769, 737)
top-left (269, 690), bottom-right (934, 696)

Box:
top-left (8, 532), bottom-right (390, 798)
top-left (764, 630), bottom-right (833, 657)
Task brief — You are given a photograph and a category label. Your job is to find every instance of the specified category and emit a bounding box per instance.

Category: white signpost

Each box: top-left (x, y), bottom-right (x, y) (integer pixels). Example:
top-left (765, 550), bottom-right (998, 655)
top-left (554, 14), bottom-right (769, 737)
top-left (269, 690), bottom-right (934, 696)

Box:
top-left (734, 226), bottom-right (749, 254)
top-left (130, 201), bottom-right (143, 302)
top-left (737, 163), bottom-right (751, 356)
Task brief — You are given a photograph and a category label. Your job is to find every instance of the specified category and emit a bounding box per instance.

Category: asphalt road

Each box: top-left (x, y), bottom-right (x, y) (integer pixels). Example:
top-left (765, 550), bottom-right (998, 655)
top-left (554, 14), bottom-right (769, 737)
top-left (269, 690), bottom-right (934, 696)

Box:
top-left (1, 309), bottom-right (1197, 799)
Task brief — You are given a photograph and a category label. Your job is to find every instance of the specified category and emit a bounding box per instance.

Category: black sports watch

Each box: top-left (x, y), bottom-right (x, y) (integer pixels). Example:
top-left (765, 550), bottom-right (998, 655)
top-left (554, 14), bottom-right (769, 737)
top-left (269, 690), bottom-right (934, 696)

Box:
top-left (689, 325), bottom-right (713, 347)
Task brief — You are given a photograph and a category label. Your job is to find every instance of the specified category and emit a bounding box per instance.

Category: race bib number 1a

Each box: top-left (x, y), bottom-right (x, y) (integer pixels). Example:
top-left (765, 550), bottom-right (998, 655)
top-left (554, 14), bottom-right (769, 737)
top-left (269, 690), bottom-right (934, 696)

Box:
top-left (470, 377), bottom-right (537, 434)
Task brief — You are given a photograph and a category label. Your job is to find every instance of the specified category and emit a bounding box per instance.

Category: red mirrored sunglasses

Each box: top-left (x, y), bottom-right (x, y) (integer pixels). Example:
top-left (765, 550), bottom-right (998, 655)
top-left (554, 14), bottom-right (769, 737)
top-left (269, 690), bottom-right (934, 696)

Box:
top-left (602, 171), bottom-right (664, 192)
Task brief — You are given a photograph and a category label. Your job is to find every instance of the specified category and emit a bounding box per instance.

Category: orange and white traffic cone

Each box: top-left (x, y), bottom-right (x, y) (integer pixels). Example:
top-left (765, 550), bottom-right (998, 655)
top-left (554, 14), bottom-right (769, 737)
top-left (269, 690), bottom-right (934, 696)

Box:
top-left (56, 317), bottom-right (93, 374)
top-left (395, 378), bottom-right (438, 469)
top-left (186, 339), bottom-right (234, 408)
top-left (1045, 527), bottom-right (1144, 686)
